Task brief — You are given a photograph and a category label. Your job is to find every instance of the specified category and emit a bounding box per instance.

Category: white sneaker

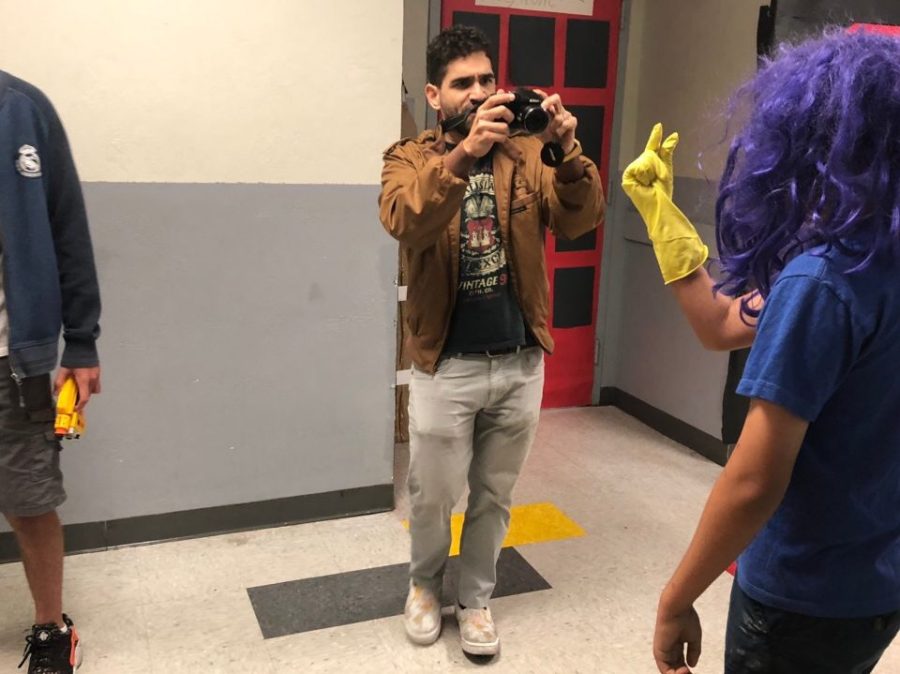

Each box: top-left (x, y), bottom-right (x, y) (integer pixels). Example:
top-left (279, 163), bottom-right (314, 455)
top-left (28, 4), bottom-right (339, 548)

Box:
top-left (455, 605), bottom-right (500, 656)
top-left (404, 583), bottom-right (441, 645)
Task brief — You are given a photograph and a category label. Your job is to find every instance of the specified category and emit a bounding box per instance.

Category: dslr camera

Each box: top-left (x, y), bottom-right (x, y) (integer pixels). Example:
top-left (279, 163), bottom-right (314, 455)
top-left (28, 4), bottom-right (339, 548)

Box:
top-left (507, 88), bottom-right (550, 135)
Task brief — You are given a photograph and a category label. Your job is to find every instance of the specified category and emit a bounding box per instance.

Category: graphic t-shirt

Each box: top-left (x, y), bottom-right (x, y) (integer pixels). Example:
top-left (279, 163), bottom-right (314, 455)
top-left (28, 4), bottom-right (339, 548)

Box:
top-left (442, 151), bottom-right (530, 354)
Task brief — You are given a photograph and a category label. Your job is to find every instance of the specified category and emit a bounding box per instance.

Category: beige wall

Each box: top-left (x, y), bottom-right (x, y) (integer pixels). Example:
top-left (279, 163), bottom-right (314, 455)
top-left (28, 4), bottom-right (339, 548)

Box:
top-left (617, 0), bottom-right (760, 179)
top-left (0, 0), bottom-right (403, 184)
top-left (403, 0), bottom-right (431, 131)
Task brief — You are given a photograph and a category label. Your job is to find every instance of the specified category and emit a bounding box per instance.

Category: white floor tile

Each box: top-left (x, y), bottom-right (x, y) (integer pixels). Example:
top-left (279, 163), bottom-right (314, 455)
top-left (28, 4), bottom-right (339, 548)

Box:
top-left (0, 407), bottom-right (895, 673)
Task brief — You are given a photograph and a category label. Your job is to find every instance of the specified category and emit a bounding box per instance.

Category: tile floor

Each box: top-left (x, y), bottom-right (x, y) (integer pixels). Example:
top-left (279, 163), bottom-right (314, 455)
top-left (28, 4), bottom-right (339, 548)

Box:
top-left (0, 407), bottom-right (897, 672)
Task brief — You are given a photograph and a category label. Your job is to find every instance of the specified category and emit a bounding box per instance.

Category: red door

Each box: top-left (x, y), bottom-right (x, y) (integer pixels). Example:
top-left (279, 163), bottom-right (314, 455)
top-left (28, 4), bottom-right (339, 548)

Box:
top-left (441, 0), bottom-right (620, 407)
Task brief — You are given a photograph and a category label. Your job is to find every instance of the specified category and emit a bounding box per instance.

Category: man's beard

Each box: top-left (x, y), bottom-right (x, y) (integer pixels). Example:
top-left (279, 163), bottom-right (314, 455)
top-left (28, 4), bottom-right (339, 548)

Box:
top-left (456, 114), bottom-right (474, 135)
top-left (442, 103), bottom-right (480, 136)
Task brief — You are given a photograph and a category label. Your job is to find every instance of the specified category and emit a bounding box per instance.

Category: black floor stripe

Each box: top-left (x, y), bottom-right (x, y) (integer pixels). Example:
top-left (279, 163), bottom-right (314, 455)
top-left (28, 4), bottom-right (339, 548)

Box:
top-left (248, 547), bottom-right (551, 639)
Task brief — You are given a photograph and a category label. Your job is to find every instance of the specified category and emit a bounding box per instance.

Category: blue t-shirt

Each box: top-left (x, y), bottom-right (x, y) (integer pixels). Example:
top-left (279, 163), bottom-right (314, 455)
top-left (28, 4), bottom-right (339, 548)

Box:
top-left (736, 247), bottom-right (900, 618)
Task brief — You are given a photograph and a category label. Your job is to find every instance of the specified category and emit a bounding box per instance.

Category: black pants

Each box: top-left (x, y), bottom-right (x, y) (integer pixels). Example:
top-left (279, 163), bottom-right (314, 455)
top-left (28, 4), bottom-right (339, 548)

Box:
top-left (725, 582), bottom-right (899, 673)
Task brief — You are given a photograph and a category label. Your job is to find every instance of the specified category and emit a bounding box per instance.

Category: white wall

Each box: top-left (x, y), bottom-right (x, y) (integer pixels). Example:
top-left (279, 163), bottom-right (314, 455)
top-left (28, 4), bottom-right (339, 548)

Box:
top-left (0, 0), bottom-right (403, 184)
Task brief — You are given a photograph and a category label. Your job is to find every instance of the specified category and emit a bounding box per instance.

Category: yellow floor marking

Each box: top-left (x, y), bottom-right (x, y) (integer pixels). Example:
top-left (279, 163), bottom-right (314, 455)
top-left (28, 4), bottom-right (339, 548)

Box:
top-left (402, 502), bottom-right (584, 556)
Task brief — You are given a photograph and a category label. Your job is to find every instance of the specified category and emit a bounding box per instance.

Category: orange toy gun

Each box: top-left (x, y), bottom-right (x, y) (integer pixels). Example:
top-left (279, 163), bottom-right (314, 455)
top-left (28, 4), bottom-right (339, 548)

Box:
top-left (54, 378), bottom-right (85, 439)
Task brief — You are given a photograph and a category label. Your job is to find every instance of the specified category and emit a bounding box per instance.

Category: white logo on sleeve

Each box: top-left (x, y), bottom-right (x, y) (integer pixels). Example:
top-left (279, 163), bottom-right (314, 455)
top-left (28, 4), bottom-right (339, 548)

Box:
top-left (16, 144), bottom-right (42, 178)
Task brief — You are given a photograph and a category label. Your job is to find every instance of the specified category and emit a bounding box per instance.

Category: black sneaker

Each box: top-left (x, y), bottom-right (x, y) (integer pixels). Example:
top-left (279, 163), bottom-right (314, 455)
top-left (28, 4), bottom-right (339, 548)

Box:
top-left (18, 614), bottom-right (82, 673)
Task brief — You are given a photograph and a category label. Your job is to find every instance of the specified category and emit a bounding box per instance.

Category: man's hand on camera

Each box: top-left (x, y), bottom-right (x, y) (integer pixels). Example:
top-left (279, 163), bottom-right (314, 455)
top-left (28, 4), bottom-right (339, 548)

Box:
top-left (534, 90), bottom-right (583, 181)
top-left (535, 90), bottom-right (578, 154)
top-left (461, 91), bottom-right (516, 158)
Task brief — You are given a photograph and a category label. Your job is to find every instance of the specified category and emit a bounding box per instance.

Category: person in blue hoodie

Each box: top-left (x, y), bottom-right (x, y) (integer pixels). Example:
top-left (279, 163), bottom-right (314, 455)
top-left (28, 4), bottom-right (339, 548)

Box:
top-left (0, 70), bottom-right (101, 674)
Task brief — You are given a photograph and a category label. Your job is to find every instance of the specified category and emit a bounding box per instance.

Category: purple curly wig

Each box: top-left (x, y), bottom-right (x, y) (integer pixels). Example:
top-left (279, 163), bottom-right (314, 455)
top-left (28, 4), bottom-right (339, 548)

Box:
top-left (715, 29), bottom-right (900, 316)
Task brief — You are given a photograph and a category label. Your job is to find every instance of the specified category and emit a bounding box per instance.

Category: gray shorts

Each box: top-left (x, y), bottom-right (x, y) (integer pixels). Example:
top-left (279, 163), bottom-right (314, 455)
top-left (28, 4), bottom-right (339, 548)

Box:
top-left (0, 358), bottom-right (66, 517)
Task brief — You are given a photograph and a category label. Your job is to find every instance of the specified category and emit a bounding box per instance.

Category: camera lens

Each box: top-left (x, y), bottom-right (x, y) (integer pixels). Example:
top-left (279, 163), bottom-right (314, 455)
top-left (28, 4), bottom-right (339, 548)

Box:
top-left (522, 106), bottom-right (550, 134)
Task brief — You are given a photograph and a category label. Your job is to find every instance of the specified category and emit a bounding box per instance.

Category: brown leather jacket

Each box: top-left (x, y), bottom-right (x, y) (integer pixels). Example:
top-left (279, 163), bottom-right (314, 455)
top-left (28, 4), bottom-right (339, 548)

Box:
top-left (379, 127), bottom-right (606, 373)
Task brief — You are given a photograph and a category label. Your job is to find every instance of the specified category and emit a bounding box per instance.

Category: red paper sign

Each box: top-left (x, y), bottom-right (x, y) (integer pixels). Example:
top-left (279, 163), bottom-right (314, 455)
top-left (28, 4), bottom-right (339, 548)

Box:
top-left (849, 23), bottom-right (900, 37)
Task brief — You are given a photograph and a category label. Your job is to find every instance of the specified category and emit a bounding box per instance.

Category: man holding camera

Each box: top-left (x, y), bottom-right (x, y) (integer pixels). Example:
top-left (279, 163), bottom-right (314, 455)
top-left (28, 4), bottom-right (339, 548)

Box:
top-left (379, 26), bottom-right (604, 656)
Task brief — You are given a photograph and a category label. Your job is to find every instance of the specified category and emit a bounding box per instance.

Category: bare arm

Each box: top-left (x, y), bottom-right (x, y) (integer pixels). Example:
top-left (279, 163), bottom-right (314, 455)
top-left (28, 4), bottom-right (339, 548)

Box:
top-left (668, 267), bottom-right (761, 351)
top-left (622, 124), bottom-right (760, 353)
top-left (653, 399), bottom-right (808, 673)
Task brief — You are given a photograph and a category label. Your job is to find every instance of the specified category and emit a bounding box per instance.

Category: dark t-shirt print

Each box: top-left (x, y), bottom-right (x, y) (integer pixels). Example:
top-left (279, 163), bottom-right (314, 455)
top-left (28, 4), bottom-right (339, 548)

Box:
top-left (460, 167), bottom-right (505, 296)
top-left (443, 153), bottom-right (528, 354)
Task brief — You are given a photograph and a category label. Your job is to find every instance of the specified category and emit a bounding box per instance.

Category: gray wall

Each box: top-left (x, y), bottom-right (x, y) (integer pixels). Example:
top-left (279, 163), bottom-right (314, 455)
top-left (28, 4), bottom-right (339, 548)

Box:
top-left (0, 1), bottom-right (402, 537)
top-left (606, 182), bottom-right (728, 437)
top-left (597, 0), bottom-right (761, 438)
top-left (2, 184), bottom-right (396, 530)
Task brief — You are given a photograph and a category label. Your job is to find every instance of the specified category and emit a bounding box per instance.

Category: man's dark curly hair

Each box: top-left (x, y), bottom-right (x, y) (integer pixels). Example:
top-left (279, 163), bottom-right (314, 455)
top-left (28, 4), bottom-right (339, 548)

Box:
top-left (427, 25), bottom-right (494, 86)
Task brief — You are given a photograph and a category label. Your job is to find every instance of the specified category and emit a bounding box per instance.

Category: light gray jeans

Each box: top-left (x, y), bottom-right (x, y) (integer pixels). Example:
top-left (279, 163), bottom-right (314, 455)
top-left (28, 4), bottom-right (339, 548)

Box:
top-left (407, 346), bottom-right (544, 608)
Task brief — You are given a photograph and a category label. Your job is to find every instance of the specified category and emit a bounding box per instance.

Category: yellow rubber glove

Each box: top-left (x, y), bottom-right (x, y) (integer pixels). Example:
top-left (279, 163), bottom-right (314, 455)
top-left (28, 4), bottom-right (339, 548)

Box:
top-left (622, 124), bottom-right (709, 285)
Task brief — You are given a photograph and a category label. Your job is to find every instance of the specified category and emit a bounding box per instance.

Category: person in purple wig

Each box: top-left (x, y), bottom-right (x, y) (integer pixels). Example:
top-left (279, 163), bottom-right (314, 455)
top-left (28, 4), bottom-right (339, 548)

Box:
top-left (622, 29), bottom-right (900, 674)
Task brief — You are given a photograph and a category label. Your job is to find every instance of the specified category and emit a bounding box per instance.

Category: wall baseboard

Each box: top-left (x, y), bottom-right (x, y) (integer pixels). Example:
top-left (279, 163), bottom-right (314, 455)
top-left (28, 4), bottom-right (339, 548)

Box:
top-left (0, 484), bottom-right (394, 563)
top-left (1, 392), bottom-right (724, 564)
top-left (598, 387), bottom-right (728, 466)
